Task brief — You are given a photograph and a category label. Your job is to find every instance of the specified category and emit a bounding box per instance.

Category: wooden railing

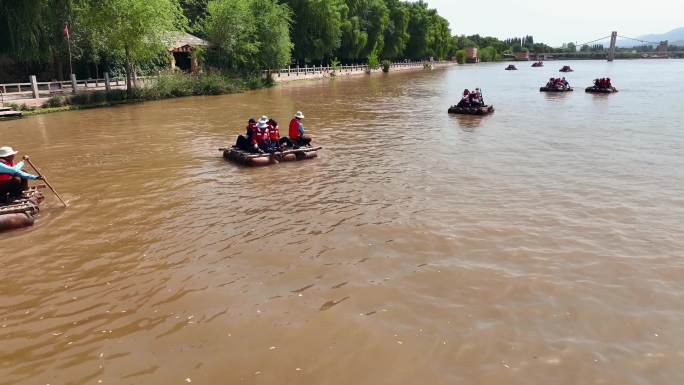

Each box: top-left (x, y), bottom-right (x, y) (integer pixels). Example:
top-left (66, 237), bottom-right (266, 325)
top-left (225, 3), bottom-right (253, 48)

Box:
top-left (0, 74), bottom-right (155, 101)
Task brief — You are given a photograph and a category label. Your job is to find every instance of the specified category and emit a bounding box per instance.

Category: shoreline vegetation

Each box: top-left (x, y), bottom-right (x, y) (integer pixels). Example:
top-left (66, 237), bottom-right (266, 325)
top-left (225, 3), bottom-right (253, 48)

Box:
top-left (13, 72), bottom-right (266, 116)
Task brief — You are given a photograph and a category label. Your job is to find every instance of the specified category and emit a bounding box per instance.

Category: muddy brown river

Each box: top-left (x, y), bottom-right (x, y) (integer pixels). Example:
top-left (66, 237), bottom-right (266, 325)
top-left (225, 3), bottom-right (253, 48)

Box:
top-left (1, 60), bottom-right (684, 385)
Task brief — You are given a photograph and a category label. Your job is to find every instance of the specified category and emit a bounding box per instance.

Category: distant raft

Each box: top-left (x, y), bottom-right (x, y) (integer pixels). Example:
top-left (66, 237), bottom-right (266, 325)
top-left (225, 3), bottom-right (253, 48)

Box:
top-left (531, 61), bottom-right (544, 67)
top-left (222, 146), bottom-right (321, 167)
top-left (539, 86), bottom-right (573, 92)
top-left (559, 65), bottom-right (574, 72)
top-left (0, 187), bottom-right (44, 233)
top-left (505, 65), bottom-right (518, 71)
top-left (585, 86), bottom-right (618, 94)
top-left (448, 105), bottom-right (495, 115)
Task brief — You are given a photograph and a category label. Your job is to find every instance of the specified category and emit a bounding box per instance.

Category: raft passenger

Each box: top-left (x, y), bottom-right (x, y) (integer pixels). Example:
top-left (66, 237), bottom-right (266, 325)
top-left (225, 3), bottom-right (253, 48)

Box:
top-left (457, 89), bottom-right (470, 107)
top-left (236, 118), bottom-right (257, 151)
top-left (289, 111), bottom-right (311, 148)
top-left (255, 117), bottom-right (273, 153)
top-left (0, 146), bottom-right (40, 204)
top-left (268, 119), bottom-right (292, 150)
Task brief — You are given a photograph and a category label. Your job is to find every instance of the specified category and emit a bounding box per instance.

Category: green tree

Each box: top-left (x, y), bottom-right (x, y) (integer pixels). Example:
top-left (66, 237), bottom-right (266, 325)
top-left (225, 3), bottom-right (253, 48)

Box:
top-left (180, 0), bottom-right (210, 36)
top-left (284, 0), bottom-right (346, 64)
top-left (455, 49), bottom-right (465, 64)
top-left (250, 0), bottom-right (292, 70)
top-left (205, 0), bottom-right (291, 71)
top-left (205, 0), bottom-right (256, 70)
top-left (86, 0), bottom-right (187, 91)
top-left (382, 0), bottom-right (409, 59)
top-left (404, 1), bottom-right (429, 60)
top-left (0, 0), bottom-right (81, 79)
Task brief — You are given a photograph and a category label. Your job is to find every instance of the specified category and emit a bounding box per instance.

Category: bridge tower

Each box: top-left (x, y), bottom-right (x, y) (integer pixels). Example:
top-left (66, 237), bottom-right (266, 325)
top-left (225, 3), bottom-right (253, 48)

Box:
top-left (607, 31), bottom-right (618, 61)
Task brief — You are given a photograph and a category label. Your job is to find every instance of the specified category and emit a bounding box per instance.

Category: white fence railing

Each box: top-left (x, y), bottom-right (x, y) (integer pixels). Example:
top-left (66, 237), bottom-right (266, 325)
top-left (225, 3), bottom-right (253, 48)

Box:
top-left (263, 60), bottom-right (439, 77)
top-left (0, 74), bottom-right (155, 102)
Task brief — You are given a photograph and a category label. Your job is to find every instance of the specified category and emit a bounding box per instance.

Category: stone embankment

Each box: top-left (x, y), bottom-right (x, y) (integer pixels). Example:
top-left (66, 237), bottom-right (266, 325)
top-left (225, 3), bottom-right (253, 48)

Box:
top-left (267, 61), bottom-right (455, 83)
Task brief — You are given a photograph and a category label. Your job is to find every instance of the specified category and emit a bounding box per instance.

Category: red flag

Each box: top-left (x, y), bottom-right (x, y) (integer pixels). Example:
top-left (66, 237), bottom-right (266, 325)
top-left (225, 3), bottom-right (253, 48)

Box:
top-left (63, 24), bottom-right (70, 39)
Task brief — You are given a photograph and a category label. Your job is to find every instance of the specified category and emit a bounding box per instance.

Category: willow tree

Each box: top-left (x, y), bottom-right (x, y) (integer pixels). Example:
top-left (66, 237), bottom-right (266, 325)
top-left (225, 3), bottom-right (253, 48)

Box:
top-left (338, 0), bottom-right (388, 61)
top-left (86, 0), bottom-right (187, 91)
top-left (0, 0), bottom-right (79, 79)
top-left (382, 0), bottom-right (409, 59)
top-left (205, 0), bottom-right (291, 71)
top-left (283, 0), bottom-right (346, 64)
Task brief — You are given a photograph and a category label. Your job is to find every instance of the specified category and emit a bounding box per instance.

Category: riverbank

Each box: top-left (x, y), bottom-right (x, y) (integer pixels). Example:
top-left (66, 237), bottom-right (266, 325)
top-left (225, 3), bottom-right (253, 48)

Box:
top-left (2, 72), bottom-right (266, 116)
top-left (2, 62), bottom-right (456, 117)
top-left (268, 61), bottom-right (454, 83)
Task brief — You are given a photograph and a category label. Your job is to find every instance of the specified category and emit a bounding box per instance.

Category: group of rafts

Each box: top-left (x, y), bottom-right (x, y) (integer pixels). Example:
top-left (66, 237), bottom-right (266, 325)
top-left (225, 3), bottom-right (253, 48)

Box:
top-left (449, 63), bottom-right (618, 116)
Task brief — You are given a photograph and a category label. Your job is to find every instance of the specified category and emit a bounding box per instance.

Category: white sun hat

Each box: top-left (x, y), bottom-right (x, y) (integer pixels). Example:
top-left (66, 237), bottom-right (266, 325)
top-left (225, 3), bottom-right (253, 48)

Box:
top-left (257, 121), bottom-right (269, 129)
top-left (0, 146), bottom-right (18, 158)
top-left (294, 111), bottom-right (305, 119)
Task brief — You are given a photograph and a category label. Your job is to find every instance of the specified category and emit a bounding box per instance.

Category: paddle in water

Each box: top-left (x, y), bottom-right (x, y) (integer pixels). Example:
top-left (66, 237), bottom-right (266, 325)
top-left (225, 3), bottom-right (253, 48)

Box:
top-left (23, 155), bottom-right (68, 208)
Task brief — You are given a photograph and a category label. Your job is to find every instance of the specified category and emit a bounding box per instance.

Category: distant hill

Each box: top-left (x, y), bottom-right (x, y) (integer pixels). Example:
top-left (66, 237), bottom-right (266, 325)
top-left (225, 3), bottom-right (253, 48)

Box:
top-left (617, 27), bottom-right (684, 47)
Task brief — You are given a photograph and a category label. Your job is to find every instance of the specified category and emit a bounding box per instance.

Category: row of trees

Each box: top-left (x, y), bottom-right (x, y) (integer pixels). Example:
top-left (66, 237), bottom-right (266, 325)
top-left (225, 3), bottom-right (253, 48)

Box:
top-left (203, 0), bottom-right (453, 67)
top-left (0, 0), bottom-right (454, 83)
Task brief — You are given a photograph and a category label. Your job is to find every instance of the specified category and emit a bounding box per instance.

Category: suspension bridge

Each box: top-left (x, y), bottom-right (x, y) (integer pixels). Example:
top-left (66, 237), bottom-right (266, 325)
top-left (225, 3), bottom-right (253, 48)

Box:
top-left (531, 31), bottom-right (683, 61)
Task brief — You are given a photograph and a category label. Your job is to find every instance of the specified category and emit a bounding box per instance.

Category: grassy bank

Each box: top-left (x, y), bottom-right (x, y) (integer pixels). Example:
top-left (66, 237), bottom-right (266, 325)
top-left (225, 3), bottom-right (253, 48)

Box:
top-left (10, 72), bottom-right (268, 116)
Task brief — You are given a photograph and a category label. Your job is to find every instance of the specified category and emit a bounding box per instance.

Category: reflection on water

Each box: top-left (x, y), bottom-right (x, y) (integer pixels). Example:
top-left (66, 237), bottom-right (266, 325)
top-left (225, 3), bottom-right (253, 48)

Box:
top-left (1, 60), bottom-right (684, 385)
top-left (450, 114), bottom-right (488, 130)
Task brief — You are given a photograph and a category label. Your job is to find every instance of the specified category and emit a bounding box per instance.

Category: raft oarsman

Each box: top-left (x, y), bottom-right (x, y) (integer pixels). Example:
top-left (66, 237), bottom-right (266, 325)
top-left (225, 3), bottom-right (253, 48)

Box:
top-left (288, 111), bottom-right (311, 148)
top-left (0, 146), bottom-right (41, 204)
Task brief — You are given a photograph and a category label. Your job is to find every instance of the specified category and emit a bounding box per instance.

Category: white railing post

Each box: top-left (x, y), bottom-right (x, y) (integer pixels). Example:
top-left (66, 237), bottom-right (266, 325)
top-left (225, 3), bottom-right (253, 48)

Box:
top-left (104, 72), bottom-right (111, 91)
top-left (70, 74), bottom-right (77, 94)
top-left (30, 75), bottom-right (39, 99)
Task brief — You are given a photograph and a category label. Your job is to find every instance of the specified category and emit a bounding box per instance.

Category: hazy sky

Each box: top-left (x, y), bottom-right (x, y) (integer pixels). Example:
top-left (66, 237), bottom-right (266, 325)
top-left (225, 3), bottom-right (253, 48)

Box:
top-left (424, 0), bottom-right (684, 46)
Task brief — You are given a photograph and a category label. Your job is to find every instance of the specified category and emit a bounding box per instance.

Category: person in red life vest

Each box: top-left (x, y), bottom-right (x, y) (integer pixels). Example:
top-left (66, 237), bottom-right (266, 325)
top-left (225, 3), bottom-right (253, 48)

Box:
top-left (457, 89), bottom-right (470, 107)
top-left (268, 118), bottom-right (292, 150)
top-left (605, 78), bottom-right (612, 88)
top-left (468, 89), bottom-right (482, 107)
top-left (235, 118), bottom-right (257, 151)
top-left (253, 116), bottom-right (272, 153)
top-left (288, 111), bottom-right (311, 148)
top-left (0, 146), bottom-right (41, 204)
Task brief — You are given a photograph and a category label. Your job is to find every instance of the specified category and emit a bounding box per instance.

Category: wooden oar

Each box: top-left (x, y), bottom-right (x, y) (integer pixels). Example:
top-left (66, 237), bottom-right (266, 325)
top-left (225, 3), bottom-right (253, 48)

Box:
top-left (23, 156), bottom-right (68, 208)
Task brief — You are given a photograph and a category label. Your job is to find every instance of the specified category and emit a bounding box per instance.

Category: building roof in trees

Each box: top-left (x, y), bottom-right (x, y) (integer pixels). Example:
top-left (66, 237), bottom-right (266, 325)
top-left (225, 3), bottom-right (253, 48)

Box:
top-left (165, 32), bottom-right (210, 52)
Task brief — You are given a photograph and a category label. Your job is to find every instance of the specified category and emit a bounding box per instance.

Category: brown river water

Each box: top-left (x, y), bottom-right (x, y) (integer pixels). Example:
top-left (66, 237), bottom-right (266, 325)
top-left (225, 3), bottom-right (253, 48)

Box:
top-left (1, 60), bottom-right (684, 385)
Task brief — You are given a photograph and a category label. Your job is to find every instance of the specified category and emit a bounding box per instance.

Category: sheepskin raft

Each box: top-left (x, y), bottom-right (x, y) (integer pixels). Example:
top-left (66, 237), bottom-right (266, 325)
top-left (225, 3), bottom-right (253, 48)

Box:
top-left (539, 86), bottom-right (573, 92)
top-left (0, 187), bottom-right (44, 233)
top-left (585, 86), bottom-right (618, 94)
top-left (448, 105), bottom-right (495, 115)
top-left (221, 146), bottom-right (322, 167)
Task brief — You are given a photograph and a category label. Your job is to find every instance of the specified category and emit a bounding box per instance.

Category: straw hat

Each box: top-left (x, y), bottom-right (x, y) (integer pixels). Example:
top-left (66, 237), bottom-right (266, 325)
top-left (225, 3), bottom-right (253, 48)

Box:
top-left (0, 146), bottom-right (18, 158)
top-left (294, 111), bottom-right (305, 119)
